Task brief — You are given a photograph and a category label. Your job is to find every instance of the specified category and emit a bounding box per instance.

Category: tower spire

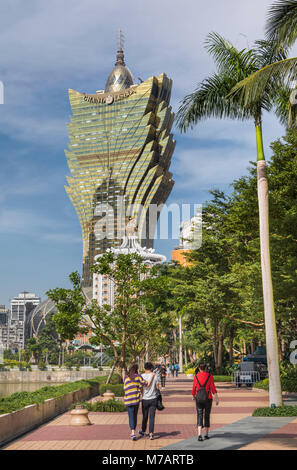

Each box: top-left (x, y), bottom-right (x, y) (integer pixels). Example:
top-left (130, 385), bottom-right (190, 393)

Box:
top-left (115, 29), bottom-right (125, 66)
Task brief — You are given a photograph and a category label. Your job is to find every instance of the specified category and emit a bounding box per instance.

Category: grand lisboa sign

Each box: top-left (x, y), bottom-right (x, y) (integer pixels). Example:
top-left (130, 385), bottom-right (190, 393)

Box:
top-left (83, 87), bottom-right (136, 105)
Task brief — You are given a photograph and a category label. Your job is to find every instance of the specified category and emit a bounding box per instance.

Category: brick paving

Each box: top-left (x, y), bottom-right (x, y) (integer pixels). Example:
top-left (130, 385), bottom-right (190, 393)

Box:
top-left (2, 375), bottom-right (295, 450)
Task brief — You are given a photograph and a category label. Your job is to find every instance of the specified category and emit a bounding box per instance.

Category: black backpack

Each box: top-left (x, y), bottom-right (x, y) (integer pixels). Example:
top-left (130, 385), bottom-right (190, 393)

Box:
top-left (195, 374), bottom-right (210, 405)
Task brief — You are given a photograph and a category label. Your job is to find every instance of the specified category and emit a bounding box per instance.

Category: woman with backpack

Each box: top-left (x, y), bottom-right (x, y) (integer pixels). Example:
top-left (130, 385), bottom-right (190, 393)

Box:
top-left (192, 362), bottom-right (219, 441)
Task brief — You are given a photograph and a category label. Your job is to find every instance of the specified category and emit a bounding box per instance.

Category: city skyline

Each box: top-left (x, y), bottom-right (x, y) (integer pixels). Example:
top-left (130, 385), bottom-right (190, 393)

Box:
top-left (1, 0), bottom-right (296, 307)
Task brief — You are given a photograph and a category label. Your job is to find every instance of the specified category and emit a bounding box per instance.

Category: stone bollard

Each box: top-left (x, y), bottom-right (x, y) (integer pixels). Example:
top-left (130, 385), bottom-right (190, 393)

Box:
top-left (70, 404), bottom-right (91, 426)
top-left (102, 390), bottom-right (115, 402)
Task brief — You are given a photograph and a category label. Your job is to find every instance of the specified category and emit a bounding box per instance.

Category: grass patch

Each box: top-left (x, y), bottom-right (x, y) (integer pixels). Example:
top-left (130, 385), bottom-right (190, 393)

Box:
top-left (0, 376), bottom-right (107, 415)
top-left (253, 406), bottom-right (297, 417)
top-left (213, 375), bottom-right (231, 382)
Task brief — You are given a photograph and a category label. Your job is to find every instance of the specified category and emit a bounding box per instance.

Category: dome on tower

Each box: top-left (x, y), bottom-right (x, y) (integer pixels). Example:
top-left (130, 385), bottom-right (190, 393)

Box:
top-left (104, 42), bottom-right (134, 93)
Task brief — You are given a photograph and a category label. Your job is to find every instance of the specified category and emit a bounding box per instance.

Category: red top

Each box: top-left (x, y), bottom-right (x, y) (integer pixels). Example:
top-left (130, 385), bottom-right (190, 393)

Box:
top-left (192, 371), bottom-right (217, 399)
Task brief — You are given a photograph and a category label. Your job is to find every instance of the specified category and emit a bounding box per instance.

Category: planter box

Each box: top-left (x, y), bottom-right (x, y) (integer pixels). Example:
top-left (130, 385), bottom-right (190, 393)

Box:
top-left (0, 383), bottom-right (100, 447)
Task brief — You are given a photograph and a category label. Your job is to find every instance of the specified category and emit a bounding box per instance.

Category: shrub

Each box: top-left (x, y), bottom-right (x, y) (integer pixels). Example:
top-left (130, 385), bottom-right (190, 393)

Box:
top-left (253, 406), bottom-right (297, 417)
top-left (91, 400), bottom-right (126, 412)
top-left (70, 400), bottom-right (126, 412)
top-left (99, 384), bottom-right (124, 397)
top-left (110, 373), bottom-right (123, 385)
top-left (92, 362), bottom-right (98, 368)
top-left (38, 361), bottom-right (47, 371)
top-left (254, 377), bottom-right (297, 393)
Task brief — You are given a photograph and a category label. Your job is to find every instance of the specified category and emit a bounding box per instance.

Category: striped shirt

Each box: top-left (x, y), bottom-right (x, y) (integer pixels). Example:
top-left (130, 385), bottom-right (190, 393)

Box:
top-left (124, 374), bottom-right (146, 406)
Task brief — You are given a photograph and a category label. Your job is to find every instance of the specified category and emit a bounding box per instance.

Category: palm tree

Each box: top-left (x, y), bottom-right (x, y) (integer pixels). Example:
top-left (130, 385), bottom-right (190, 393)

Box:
top-left (230, 0), bottom-right (297, 127)
top-left (176, 32), bottom-right (289, 406)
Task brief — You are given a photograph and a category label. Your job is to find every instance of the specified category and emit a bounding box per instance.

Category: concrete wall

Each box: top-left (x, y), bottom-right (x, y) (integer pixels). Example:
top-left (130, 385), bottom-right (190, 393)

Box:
top-left (0, 382), bottom-right (100, 447)
top-left (0, 369), bottom-right (106, 383)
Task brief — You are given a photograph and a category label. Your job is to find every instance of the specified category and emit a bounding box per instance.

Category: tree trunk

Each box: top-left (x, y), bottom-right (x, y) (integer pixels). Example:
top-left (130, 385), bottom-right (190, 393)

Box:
top-left (178, 316), bottom-right (183, 372)
top-left (212, 320), bottom-right (218, 370)
top-left (229, 329), bottom-right (235, 363)
top-left (184, 347), bottom-right (188, 367)
top-left (188, 349), bottom-right (193, 363)
top-left (106, 360), bottom-right (117, 384)
top-left (257, 138), bottom-right (282, 406)
top-left (217, 324), bottom-right (226, 374)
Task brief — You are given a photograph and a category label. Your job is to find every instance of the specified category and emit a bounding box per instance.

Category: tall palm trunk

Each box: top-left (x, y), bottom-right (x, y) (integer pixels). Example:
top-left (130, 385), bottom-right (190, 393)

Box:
top-left (256, 121), bottom-right (282, 406)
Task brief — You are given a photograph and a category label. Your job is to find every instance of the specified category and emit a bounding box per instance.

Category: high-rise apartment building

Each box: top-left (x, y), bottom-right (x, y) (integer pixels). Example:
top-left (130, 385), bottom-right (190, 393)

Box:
top-left (65, 40), bottom-right (175, 286)
top-left (8, 292), bottom-right (41, 350)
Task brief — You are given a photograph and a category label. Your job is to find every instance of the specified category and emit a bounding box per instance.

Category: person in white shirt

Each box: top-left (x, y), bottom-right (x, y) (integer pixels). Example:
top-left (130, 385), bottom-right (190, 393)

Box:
top-left (138, 362), bottom-right (160, 440)
top-left (166, 364), bottom-right (171, 378)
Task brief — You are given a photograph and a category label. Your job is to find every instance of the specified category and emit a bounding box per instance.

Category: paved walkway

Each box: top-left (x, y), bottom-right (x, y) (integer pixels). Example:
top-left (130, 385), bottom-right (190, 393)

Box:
top-left (3, 375), bottom-right (297, 450)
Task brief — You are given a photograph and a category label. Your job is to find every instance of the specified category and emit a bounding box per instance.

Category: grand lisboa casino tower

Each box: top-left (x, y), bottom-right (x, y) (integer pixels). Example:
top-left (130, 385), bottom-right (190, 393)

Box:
top-left (65, 36), bottom-right (176, 287)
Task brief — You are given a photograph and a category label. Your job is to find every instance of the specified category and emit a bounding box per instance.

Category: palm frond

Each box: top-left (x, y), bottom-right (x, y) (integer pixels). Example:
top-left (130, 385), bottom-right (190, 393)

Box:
top-left (176, 73), bottom-right (252, 132)
top-left (228, 56), bottom-right (297, 106)
top-left (272, 84), bottom-right (293, 125)
top-left (288, 85), bottom-right (297, 127)
top-left (204, 32), bottom-right (257, 79)
top-left (254, 39), bottom-right (288, 66)
top-left (266, 0), bottom-right (297, 49)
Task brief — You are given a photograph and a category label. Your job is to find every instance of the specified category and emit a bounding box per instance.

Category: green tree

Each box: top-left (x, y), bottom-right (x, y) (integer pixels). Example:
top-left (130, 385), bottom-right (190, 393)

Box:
top-left (47, 253), bottom-right (167, 379)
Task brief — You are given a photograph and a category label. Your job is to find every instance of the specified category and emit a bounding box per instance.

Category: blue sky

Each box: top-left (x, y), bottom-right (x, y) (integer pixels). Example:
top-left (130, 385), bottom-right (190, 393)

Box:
top-left (0, 0), bottom-right (296, 307)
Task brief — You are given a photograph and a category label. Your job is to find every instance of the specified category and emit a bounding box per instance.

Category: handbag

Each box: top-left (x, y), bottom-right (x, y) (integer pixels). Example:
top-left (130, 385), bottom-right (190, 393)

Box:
top-left (156, 389), bottom-right (165, 411)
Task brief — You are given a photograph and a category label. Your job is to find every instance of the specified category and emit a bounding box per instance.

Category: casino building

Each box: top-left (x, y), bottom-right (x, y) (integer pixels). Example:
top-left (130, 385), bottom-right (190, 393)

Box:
top-left (65, 39), bottom-right (175, 286)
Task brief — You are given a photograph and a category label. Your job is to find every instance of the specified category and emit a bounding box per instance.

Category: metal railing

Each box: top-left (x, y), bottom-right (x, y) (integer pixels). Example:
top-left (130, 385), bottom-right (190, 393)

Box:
top-left (231, 370), bottom-right (260, 386)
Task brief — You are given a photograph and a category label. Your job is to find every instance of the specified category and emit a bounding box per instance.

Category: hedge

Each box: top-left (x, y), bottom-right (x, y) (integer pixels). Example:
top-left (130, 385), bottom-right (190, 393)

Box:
top-left (99, 384), bottom-right (124, 397)
top-left (253, 406), bottom-right (297, 417)
top-left (0, 376), bottom-right (107, 415)
top-left (254, 377), bottom-right (297, 393)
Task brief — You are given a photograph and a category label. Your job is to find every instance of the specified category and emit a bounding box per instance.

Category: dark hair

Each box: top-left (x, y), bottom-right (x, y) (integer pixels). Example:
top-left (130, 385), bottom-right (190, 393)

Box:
top-left (144, 362), bottom-right (153, 371)
top-left (199, 362), bottom-right (206, 371)
top-left (128, 363), bottom-right (138, 380)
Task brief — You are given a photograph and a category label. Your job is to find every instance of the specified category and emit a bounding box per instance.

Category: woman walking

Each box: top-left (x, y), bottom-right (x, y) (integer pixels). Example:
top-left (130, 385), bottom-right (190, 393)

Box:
top-left (160, 363), bottom-right (167, 389)
top-left (139, 362), bottom-right (160, 440)
top-left (124, 363), bottom-right (155, 440)
top-left (192, 362), bottom-right (219, 441)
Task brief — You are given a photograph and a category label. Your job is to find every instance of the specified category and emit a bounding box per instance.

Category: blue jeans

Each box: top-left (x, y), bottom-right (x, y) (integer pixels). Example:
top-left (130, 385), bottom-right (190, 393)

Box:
top-left (126, 404), bottom-right (139, 431)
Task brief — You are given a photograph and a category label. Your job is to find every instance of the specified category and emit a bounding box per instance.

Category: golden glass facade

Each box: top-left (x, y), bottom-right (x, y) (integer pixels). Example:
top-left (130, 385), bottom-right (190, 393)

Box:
top-left (65, 55), bottom-right (175, 286)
